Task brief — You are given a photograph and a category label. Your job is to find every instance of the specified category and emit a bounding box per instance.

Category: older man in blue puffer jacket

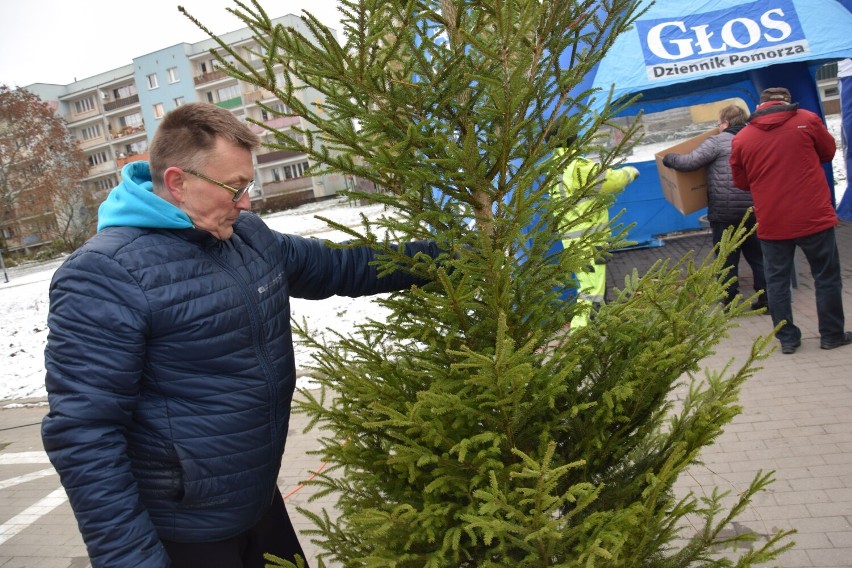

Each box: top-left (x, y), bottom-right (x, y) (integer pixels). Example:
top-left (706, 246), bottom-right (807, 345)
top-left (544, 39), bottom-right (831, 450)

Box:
top-left (42, 102), bottom-right (440, 568)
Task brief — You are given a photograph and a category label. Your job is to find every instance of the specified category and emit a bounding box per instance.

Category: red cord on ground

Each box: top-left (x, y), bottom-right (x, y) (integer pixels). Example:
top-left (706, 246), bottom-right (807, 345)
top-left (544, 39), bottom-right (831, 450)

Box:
top-left (282, 460), bottom-right (329, 500)
top-left (281, 439), bottom-right (348, 500)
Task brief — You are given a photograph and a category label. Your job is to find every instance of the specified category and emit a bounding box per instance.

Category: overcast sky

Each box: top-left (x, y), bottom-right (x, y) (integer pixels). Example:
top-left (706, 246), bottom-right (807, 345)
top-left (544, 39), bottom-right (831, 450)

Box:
top-left (0, 0), bottom-right (344, 88)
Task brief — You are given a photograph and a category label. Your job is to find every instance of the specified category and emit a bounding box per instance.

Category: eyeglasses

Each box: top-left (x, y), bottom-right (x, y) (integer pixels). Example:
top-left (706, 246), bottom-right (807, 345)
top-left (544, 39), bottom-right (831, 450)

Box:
top-left (184, 169), bottom-right (255, 203)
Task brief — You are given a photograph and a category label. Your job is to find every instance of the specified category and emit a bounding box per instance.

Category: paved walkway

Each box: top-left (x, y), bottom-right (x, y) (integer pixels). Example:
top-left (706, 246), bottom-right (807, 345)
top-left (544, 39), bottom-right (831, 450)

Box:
top-left (1, 221), bottom-right (850, 567)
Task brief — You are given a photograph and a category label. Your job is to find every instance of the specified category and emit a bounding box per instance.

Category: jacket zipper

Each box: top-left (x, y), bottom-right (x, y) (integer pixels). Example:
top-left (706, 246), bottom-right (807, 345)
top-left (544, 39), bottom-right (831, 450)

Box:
top-left (206, 250), bottom-right (281, 472)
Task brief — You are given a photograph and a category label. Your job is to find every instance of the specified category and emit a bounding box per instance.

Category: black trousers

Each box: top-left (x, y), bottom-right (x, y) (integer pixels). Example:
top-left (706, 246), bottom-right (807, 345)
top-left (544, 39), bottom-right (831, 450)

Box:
top-left (162, 488), bottom-right (308, 568)
top-left (760, 227), bottom-right (845, 346)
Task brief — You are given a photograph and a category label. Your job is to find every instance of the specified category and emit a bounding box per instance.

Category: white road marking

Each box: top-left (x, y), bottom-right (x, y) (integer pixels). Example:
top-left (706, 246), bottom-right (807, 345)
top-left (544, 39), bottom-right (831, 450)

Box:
top-left (0, 451), bottom-right (64, 546)
top-left (0, 451), bottom-right (51, 464)
top-left (0, 467), bottom-right (56, 490)
top-left (0, 487), bottom-right (67, 546)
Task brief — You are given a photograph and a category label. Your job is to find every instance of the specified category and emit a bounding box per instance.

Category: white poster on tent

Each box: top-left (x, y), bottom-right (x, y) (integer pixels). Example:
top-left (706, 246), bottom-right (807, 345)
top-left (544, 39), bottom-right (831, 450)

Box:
top-left (638, 0), bottom-right (809, 81)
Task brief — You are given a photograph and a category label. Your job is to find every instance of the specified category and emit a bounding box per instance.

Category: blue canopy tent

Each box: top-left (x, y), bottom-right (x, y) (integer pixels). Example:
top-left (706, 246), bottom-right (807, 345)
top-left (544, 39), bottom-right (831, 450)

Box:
top-left (575, 0), bottom-right (852, 246)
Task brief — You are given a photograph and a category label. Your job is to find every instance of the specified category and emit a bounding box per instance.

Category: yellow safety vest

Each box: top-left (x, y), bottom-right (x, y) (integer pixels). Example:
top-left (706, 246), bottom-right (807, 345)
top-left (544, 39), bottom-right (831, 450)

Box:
top-left (549, 148), bottom-right (634, 241)
top-left (549, 148), bottom-right (635, 329)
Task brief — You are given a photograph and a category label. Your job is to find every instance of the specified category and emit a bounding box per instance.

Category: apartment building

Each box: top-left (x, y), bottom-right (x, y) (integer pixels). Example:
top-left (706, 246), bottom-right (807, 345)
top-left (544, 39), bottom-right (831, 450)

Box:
top-left (23, 14), bottom-right (360, 252)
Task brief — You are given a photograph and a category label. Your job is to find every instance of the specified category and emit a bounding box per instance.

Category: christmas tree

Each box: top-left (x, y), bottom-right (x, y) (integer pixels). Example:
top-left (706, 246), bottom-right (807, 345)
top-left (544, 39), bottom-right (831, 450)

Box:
top-left (187, 1), bottom-right (794, 565)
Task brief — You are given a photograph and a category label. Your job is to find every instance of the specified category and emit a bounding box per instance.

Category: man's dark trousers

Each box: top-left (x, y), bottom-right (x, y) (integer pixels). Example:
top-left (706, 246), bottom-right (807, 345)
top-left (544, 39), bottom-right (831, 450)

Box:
top-left (760, 227), bottom-right (845, 347)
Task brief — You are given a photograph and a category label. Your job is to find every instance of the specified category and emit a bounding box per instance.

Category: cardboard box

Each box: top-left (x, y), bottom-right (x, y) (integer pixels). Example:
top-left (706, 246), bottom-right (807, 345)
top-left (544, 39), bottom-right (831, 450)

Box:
top-left (654, 128), bottom-right (718, 215)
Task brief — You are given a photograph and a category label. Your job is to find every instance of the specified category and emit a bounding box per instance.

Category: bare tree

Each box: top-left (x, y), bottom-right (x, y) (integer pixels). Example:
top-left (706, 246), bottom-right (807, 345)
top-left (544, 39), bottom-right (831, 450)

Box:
top-left (0, 85), bottom-right (92, 254)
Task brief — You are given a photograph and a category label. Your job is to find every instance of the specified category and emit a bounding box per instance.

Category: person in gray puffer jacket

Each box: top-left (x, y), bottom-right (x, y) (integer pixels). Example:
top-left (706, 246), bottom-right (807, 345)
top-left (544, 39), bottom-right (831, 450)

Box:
top-left (663, 104), bottom-right (766, 310)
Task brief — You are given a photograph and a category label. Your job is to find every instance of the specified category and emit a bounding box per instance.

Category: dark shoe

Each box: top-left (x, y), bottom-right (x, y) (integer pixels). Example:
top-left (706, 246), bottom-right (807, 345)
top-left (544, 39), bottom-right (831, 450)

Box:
top-left (820, 331), bottom-right (852, 350)
top-left (781, 340), bottom-right (801, 355)
top-left (750, 300), bottom-right (768, 312)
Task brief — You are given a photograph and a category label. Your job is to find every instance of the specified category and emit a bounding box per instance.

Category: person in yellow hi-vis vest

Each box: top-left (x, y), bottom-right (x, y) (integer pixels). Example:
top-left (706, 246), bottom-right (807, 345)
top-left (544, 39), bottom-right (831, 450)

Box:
top-left (549, 137), bottom-right (639, 329)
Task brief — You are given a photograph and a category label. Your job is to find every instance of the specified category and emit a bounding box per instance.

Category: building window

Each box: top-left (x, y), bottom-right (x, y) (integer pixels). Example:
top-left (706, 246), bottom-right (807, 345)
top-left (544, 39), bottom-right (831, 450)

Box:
top-left (147, 73), bottom-right (159, 89)
top-left (153, 103), bottom-right (165, 118)
top-left (245, 44), bottom-right (267, 60)
top-left (282, 160), bottom-right (310, 179)
top-left (211, 55), bottom-right (236, 70)
top-left (80, 124), bottom-right (102, 141)
top-left (88, 151), bottom-right (109, 166)
top-left (216, 84), bottom-right (240, 102)
top-left (261, 102), bottom-right (290, 121)
top-left (119, 113), bottom-right (143, 128)
top-left (74, 97), bottom-right (96, 114)
top-left (166, 67), bottom-right (180, 83)
top-left (113, 84), bottom-right (137, 99)
top-left (174, 96), bottom-right (185, 107)
top-left (127, 140), bottom-right (148, 155)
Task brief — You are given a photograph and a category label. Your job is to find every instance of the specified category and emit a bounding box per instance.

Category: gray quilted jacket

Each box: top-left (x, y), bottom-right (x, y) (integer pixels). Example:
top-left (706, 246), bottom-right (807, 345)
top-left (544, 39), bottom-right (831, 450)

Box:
top-left (663, 126), bottom-right (755, 224)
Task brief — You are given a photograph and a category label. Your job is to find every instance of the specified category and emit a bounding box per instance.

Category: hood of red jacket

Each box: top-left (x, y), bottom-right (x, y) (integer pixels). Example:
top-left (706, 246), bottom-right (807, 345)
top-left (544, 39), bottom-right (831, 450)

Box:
top-left (746, 101), bottom-right (800, 131)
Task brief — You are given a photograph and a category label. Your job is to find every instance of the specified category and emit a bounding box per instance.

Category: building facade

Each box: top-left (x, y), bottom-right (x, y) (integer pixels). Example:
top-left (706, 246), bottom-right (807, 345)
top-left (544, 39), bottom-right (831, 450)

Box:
top-left (21, 14), bottom-right (360, 254)
top-left (816, 61), bottom-right (841, 115)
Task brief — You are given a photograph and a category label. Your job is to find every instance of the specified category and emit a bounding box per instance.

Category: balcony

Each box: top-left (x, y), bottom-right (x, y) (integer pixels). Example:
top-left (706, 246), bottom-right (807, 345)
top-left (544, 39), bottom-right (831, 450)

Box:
top-left (110, 124), bottom-right (146, 140)
top-left (255, 177), bottom-right (315, 210)
top-left (117, 152), bottom-right (149, 169)
top-left (87, 162), bottom-right (114, 176)
top-left (216, 96), bottom-right (243, 109)
top-left (249, 115), bottom-right (301, 136)
top-left (194, 69), bottom-right (228, 86)
top-left (70, 108), bottom-right (99, 122)
top-left (256, 148), bottom-right (303, 164)
top-left (103, 94), bottom-right (140, 112)
top-left (261, 176), bottom-right (313, 196)
top-left (1, 212), bottom-right (56, 254)
top-left (244, 88), bottom-right (276, 103)
top-left (4, 231), bottom-right (54, 254)
top-left (77, 136), bottom-right (107, 150)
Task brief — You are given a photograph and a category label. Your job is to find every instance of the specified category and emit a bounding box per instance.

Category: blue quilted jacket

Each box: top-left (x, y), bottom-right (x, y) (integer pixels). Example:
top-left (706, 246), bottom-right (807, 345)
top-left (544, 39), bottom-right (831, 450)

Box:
top-left (42, 162), bottom-right (437, 567)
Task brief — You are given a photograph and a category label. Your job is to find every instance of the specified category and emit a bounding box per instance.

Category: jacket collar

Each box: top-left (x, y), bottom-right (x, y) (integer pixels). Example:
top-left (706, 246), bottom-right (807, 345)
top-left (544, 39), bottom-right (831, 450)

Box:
top-left (749, 101), bottom-right (799, 121)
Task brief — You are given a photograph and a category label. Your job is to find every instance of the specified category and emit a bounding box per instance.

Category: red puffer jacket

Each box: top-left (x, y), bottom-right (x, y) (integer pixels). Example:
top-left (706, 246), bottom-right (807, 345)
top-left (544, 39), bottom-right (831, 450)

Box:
top-left (730, 101), bottom-right (837, 240)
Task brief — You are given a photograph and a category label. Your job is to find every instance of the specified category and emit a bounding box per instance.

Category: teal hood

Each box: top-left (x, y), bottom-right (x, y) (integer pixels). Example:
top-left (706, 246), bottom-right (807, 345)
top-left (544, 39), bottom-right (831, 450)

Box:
top-left (97, 161), bottom-right (193, 232)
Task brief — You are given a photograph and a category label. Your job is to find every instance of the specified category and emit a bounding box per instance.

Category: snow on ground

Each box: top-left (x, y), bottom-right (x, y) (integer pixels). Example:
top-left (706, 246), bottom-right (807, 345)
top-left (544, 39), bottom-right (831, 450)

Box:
top-left (0, 116), bottom-right (847, 404)
top-left (0, 199), bottom-right (393, 404)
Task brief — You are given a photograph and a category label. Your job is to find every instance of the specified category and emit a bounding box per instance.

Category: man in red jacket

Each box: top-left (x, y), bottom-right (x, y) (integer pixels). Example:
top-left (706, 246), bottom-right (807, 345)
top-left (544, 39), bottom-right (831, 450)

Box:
top-left (731, 87), bottom-right (850, 354)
